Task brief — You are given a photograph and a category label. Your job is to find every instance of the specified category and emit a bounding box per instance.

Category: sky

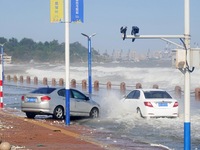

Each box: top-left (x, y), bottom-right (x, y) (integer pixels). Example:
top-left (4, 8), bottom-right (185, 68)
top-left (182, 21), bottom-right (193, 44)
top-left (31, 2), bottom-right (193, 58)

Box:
top-left (0, 0), bottom-right (200, 55)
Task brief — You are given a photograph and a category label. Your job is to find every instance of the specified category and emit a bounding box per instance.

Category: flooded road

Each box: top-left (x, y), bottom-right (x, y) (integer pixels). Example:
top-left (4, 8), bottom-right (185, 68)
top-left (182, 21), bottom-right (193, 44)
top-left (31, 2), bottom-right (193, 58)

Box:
top-left (4, 83), bottom-right (200, 150)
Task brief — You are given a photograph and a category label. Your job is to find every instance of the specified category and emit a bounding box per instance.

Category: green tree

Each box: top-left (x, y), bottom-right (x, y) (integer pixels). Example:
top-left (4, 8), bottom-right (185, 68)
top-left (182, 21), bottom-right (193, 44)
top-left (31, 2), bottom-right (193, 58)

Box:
top-left (1, 37), bottom-right (105, 63)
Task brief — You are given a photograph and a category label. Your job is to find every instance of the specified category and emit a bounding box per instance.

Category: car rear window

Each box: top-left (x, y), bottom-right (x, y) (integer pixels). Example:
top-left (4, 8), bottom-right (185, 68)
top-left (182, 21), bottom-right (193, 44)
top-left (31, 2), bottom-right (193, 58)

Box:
top-left (31, 88), bottom-right (56, 94)
top-left (144, 91), bottom-right (172, 99)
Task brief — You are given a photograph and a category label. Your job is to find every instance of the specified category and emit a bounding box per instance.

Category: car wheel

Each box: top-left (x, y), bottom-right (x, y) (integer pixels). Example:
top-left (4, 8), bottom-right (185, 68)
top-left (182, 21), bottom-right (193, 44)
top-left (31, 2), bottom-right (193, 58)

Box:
top-left (53, 106), bottom-right (64, 120)
top-left (26, 112), bottom-right (36, 119)
top-left (90, 108), bottom-right (99, 118)
top-left (137, 108), bottom-right (144, 118)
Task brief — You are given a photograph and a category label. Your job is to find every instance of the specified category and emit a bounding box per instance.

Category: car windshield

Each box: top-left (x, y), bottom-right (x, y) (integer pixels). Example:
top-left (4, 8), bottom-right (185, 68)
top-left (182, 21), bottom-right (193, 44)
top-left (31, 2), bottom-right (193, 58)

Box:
top-left (31, 88), bottom-right (56, 94)
top-left (144, 91), bottom-right (172, 99)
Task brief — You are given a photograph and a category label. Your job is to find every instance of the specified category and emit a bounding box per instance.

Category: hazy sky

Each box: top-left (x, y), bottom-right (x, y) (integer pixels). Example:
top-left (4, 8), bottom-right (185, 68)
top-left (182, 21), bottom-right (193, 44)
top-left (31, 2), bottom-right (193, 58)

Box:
top-left (0, 0), bottom-right (200, 54)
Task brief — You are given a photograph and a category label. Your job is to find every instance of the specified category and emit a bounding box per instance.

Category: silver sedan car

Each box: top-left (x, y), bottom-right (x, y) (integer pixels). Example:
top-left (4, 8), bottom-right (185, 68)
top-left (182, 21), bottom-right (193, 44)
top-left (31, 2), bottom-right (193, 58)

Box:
top-left (21, 87), bottom-right (100, 119)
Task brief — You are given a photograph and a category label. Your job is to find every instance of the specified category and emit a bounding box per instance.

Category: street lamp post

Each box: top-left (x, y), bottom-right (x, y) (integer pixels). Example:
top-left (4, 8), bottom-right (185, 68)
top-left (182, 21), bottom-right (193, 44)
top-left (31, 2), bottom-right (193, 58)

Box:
top-left (184, 0), bottom-right (191, 149)
top-left (0, 44), bottom-right (4, 78)
top-left (0, 43), bottom-right (5, 108)
top-left (64, 0), bottom-right (70, 125)
top-left (81, 33), bottom-right (96, 95)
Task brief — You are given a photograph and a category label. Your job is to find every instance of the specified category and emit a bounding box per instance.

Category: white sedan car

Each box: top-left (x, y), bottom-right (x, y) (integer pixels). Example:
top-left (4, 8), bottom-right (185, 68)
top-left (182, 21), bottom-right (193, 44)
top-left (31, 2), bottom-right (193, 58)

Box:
top-left (121, 89), bottom-right (179, 118)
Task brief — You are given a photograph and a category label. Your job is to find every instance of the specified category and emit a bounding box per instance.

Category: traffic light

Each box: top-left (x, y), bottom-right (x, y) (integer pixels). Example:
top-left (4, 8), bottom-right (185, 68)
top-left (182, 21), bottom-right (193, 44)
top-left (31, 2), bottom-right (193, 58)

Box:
top-left (131, 26), bottom-right (139, 35)
top-left (120, 26), bottom-right (127, 40)
top-left (131, 26), bottom-right (139, 42)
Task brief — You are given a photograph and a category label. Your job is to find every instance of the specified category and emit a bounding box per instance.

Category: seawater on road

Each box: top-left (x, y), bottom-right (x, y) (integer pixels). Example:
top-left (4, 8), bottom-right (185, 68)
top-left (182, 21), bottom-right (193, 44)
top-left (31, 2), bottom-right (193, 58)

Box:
top-left (3, 81), bottom-right (200, 150)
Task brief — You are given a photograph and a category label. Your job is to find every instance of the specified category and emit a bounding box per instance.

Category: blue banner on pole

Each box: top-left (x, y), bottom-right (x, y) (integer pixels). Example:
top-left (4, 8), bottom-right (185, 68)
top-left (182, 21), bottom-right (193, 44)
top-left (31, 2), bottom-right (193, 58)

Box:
top-left (71, 0), bottom-right (84, 23)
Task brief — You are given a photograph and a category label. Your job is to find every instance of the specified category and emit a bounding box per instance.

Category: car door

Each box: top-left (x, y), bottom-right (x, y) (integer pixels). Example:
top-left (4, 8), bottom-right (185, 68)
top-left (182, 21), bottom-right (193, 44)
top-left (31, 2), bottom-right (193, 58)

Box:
top-left (57, 89), bottom-right (76, 112)
top-left (124, 90), bottom-right (140, 113)
top-left (71, 89), bottom-right (91, 115)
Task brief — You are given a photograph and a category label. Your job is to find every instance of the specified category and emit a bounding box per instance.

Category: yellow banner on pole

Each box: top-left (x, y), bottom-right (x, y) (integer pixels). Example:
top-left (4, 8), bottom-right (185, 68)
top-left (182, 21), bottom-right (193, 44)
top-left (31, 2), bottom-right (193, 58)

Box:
top-left (50, 0), bottom-right (64, 23)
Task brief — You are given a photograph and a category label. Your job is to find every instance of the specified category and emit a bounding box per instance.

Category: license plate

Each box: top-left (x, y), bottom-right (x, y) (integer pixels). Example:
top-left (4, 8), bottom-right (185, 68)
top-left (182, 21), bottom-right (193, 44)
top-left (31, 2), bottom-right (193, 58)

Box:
top-left (26, 97), bottom-right (37, 102)
top-left (158, 102), bottom-right (168, 107)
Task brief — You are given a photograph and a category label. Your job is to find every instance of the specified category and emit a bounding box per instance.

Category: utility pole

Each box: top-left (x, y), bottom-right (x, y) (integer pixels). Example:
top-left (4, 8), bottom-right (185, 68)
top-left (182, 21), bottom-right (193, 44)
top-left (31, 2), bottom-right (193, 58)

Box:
top-left (65, 0), bottom-right (70, 125)
top-left (184, 0), bottom-right (191, 149)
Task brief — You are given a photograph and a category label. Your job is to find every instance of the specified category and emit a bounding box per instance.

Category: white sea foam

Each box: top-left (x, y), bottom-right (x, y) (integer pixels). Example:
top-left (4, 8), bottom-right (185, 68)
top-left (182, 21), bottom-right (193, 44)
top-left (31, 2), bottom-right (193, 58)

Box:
top-left (5, 63), bottom-right (200, 91)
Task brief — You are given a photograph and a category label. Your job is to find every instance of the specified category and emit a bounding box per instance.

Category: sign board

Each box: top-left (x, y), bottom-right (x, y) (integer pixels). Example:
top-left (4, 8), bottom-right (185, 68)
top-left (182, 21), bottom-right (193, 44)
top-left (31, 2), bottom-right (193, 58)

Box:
top-left (172, 49), bottom-right (186, 69)
top-left (71, 0), bottom-right (84, 23)
top-left (172, 48), bottom-right (200, 69)
top-left (50, 0), bottom-right (64, 23)
top-left (191, 48), bottom-right (200, 68)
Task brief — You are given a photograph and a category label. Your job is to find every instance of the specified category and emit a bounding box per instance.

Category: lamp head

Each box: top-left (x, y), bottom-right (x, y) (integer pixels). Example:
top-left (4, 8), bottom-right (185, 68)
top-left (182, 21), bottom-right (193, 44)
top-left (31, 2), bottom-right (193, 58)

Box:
top-left (81, 33), bottom-right (96, 39)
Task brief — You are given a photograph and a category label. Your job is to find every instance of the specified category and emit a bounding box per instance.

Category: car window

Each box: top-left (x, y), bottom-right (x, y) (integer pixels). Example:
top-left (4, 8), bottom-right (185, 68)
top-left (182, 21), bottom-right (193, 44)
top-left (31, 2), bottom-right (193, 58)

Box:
top-left (57, 89), bottom-right (73, 98)
top-left (126, 91), bottom-right (136, 99)
top-left (144, 91), bottom-right (172, 99)
top-left (133, 90), bottom-right (140, 99)
top-left (126, 90), bottom-right (140, 99)
top-left (31, 88), bottom-right (56, 94)
top-left (57, 89), bottom-right (65, 97)
top-left (71, 90), bottom-right (86, 100)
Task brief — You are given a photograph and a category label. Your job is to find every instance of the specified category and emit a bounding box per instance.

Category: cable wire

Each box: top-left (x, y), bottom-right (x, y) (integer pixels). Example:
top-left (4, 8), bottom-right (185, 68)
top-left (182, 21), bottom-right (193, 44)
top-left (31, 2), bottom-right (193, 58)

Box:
top-left (179, 38), bottom-right (194, 73)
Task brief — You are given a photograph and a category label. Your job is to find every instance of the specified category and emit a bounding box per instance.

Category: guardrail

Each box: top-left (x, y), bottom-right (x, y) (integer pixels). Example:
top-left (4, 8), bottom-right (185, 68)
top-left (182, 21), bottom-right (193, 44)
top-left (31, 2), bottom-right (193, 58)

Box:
top-left (5, 74), bottom-right (200, 100)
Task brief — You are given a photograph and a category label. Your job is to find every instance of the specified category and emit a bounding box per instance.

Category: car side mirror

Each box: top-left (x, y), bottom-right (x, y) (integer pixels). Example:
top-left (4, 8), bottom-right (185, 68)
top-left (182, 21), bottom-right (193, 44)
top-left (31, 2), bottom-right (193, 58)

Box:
top-left (86, 96), bottom-right (90, 101)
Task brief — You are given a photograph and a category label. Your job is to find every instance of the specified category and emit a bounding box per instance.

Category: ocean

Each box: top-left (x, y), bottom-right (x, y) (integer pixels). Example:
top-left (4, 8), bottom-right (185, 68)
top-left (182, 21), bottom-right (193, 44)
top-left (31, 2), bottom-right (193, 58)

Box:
top-left (3, 62), bottom-right (200, 150)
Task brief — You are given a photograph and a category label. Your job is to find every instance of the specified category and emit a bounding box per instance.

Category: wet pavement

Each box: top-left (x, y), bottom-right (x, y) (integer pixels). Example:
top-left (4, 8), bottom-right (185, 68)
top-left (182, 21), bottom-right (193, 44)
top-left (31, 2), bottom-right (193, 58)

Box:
top-left (0, 108), bottom-right (107, 150)
top-left (0, 108), bottom-right (169, 150)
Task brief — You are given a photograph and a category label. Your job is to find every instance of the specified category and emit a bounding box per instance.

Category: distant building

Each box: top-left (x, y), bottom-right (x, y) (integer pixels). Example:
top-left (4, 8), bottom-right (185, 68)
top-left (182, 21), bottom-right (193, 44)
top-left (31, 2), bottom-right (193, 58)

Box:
top-left (112, 50), bottom-right (122, 61)
top-left (127, 50), bottom-right (136, 61)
